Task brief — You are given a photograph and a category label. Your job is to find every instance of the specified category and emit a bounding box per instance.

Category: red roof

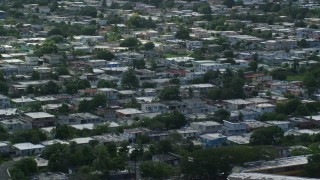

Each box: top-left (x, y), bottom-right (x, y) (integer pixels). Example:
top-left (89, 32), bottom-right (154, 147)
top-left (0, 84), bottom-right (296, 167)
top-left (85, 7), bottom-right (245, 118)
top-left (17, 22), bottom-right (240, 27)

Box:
top-left (80, 89), bottom-right (97, 93)
top-left (166, 69), bottom-right (188, 75)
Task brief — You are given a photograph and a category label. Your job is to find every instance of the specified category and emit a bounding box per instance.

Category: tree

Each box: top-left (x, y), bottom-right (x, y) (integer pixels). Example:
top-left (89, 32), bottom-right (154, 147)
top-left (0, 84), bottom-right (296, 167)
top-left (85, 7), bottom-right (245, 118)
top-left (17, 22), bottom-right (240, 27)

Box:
top-left (79, 7), bottom-right (97, 18)
top-left (121, 69), bottom-right (139, 89)
top-left (181, 146), bottom-right (277, 179)
top-left (10, 129), bottom-right (47, 144)
top-left (158, 87), bottom-right (181, 101)
top-left (298, 39), bottom-right (308, 48)
top-left (259, 112), bottom-right (287, 121)
top-left (214, 109), bottom-right (230, 122)
top-left (14, 158), bottom-right (38, 175)
top-left (271, 69), bottom-right (288, 81)
top-left (0, 81), bottom-right (8, 95)
top-left (125, 98), bottom-right (140, 109)
top-left (196, 3), bottom-right (212, 14)
top-left (55, 66), bottom-right (69, 75)
top-left (58, 103), bottom-right (70, 115)
top-left (53, 124), bottom-right (75, 140)
top-left (97, 80), bottom-right (117, 88)
top-left (250, 126), bottom-right (284, 145)
top-left (0, 70), bottom-right (5, 82)
top-left (223, 0), bottom-right (235, 8)
top-left (10, 168), bottom-right (26, 180)
top-left (303, 73), bottom-right (317, 95)
top-left (132, 59), bottom-right (146, 69)
top-left (175, 27), bottom-right (191, 40)
top-left (169, 78), bottom-right (180, 85)
top-left (309, 24), bottom-right (318, 29)
top-left (248, 61), bottom-right (258, 72)
top-left (78, 100), bottom-right (93, 113)
top-left (92, 145), bottom-right (110, 174)
top-left (48, 152), bottom-right (71, 172)
top-left (223, 50), bottom-right (234, 58)
top-left (140, 161), bottom-right (174, 179)
top-left (31, 71), bottom-right (40, 80)
top-left (203, 70), bottom-right (219, 83)
top-left (45, 81), bottom-right (60, 94)
top-left (304, 154), bottom-right (320, 178)
top-left (295, 104), bottom-right (310, 116)
top-left (144, 42), bottom-right (155, 50)
top-left (275, 99), bottom-right (302, 115)
top-left (127, 14), bottom-right (156, 28)
top-left (24, 102), bottom-right (42, 112)
top-left (92, 94), bottom-right (107, 108)
top-left (152, 111), bottom-right (187, 130)
top-left (96, 50), bottom-right (115, 61)
top-left (120, 37), bottom-right (141, 49)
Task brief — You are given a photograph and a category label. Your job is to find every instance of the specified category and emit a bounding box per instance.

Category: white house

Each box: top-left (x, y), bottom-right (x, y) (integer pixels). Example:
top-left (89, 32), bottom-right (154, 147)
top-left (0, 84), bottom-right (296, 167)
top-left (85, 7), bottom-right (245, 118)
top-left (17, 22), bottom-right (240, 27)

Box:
top-left (251, 103), bottom-right (276, 114)
top-left (198, 63), bottom-right (231, 71)
top-left (13, 143), bottom-right (45, 156)
top-left (266, 121), bottom-right (292, 131)
top-left (190, 121), bottom-right (222, 134)
top-left (223, 120), bottom-right (247, 136)
top-left (97, 88), bottom-right (118, 100)
top-left (186, 40), bottom-right (203, 50)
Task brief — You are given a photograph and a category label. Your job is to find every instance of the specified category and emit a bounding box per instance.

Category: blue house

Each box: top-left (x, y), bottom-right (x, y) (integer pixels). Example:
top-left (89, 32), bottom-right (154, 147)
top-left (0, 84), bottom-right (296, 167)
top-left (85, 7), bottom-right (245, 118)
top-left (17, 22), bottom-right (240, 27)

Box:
top-left (200, 133), bottom-right (227, 148)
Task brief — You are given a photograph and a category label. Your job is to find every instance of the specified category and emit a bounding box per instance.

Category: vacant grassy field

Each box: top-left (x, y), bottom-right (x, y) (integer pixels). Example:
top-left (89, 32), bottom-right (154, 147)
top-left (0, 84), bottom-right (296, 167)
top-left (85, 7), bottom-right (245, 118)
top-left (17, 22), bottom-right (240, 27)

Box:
top-left (287, 74), bottom-right (306, 81)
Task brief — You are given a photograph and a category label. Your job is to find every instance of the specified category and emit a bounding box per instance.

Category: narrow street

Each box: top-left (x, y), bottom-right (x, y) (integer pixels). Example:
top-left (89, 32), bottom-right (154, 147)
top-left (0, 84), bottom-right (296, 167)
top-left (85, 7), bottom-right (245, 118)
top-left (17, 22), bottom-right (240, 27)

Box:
top-left (0, 160), bottom-right (16, 180)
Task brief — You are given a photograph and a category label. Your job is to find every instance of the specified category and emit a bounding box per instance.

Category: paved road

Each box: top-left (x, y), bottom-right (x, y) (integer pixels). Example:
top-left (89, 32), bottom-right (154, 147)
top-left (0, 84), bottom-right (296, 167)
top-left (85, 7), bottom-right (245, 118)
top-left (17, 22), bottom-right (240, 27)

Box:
top-left (0, 161), bottom-right (16, 180)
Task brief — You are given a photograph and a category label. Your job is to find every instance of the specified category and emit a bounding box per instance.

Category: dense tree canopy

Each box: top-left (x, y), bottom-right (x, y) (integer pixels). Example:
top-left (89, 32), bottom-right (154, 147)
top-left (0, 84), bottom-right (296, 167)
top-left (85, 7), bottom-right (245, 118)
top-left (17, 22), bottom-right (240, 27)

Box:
top-left (96, 50), bottom-right (115, 61)
top-left (175, 27), bottom-right (191, 40)
top-left (120, 37), bottom-right (141, 49)
top-left (250, 126), bottom-right (284, 145)
top-left (158, 86), bottom-right (181, 101)
top-left (304, 154), bottom-right (320, 178)
top-left (121, 69), bottom-right (139, 89)
top-left (140, 161), bottom-right (174, 179)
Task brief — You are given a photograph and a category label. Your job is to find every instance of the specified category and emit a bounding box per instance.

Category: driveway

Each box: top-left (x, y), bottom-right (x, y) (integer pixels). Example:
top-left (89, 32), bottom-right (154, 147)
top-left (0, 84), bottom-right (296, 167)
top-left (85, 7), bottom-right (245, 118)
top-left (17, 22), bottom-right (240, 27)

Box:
top-left (0, 160), bottom-right (16, 180)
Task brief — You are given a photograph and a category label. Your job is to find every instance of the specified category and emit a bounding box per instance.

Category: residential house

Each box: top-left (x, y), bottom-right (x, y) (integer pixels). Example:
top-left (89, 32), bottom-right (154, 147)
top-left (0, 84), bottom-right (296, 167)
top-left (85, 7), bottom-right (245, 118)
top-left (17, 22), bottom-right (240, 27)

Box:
top-left (238, 155), bottom-right (310, 176)
top-left (162, 101), bottom-right (188, 114)
top-left (88, 60), bottom-right (107, 68)
top-left (223, 120), bottom-right (247, 135)
top-left (265, 121), bottom-right (292, 131)
top-left (134, 69), bottom-right (156, 81)
top-left (141, 102), bottom-right (168, 113)
top-left (116, 108), bottom-right (143, 119)
top-left (0, 142), bottom-right (9, 154)
top-left (0, 119), bottom-right (32, 131)
top-left (251, 103), bottom-right (276, 114)
top-left (223, 99), bottom-right (252, 111)
top-left (23, 112), bottom-right (55, 128)
top-left (264, 39), bottom-right (297, 51)
top-left (152, 153), bottom-right (181, 166)
top-left (97, 88), bottom-right (118, 100)
top-left (11, 97), bottom-right (36, 107)
top-left (183, 99), bottom-right (214, 114)
top-left (59, 113), bottom-right (102, 124)
top-left (176, 128), bottom-right (199, 139)
top-left (199, 133), bottom-right (227, 148)
top-left (190, 121), bottom-right (222, 134)
top-left (186, 40), bottom-right (203, 50)
top-left (13, 143), bottom-right (45, 156)
top-left (123, 127), bottom-right (151, 142)
top-left (42, 54), bottom-right (62, 65)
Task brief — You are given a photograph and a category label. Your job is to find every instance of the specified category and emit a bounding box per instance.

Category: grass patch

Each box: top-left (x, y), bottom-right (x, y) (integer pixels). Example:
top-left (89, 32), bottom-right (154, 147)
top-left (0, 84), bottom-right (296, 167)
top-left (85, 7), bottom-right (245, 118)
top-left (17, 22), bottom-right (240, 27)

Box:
top-left (287, 74), bottom-right (306, 81)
